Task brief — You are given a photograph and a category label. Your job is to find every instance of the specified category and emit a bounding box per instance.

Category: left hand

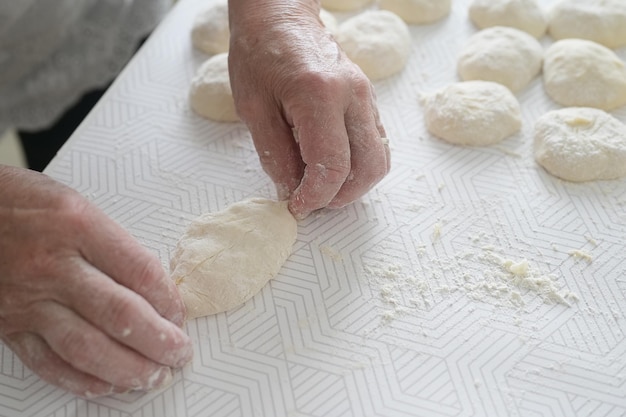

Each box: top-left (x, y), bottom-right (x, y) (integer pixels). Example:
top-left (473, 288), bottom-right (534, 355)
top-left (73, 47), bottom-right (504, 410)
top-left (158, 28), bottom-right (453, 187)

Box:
top-left (227, 0), bottom-right (391, 219)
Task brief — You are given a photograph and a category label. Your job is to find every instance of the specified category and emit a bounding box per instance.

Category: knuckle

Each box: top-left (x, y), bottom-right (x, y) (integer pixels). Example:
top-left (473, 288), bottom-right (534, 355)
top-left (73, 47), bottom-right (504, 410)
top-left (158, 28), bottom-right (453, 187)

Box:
top-left (130, 256), bottom-right (165, 295)
top-left (106, 292), bottom-right (138, 329)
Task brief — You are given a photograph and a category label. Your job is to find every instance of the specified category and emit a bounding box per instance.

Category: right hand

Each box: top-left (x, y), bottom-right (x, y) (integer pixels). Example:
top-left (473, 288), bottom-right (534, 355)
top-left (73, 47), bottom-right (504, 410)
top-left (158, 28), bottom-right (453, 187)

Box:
top-left (0, 165), bottom-right (193, 398)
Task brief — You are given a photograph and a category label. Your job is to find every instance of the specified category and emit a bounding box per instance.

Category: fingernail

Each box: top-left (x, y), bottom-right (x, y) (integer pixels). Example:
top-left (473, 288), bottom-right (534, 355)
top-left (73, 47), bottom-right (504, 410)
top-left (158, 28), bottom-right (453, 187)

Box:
top-left (172, 340), bottom-right (194, 368)
top-left (146, 367), bottom-right (172, 391)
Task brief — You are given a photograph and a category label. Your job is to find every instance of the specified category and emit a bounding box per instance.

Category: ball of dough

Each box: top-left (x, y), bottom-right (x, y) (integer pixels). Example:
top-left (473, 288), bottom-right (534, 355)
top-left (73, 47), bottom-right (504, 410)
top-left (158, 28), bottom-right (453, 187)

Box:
top-left (534, 107), bottom-right (626, 182)
top-left (171, 198), bottom-right (298, 319)
top-left (191, 2), bottom-right (230, 55)
top-left (336, 10), bottom-right (411, 81)
top-left (378, 0), bottom-right (451, 24)
top-left (321, 0), bottom-right (372, 12)
top-left (543, 39), bottom-right (626, 111)
top-left (458, 26), bottom-right (543, 93)
top-left (548, 0), bottom-right (626, 49)
top-left (421, 81), bottom-right (522, 146)
top-left (189, 53), bottom-right (238, 122)
top-left (469, 0), bottom-right (548, 38)
top-left (319, 8), bottom-right (339, 37)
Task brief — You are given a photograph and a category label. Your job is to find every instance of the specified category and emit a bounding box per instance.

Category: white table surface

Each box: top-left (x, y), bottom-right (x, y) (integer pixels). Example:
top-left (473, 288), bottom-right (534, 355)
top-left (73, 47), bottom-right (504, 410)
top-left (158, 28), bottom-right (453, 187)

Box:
top-left (2, 0), bottom-right (626, 415)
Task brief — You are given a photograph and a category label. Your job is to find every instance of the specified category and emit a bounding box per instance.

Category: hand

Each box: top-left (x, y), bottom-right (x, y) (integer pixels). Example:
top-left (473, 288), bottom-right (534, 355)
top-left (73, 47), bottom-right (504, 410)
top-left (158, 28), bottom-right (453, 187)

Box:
top-left (228, 0), bottom-right (391, 219)
top-left (0, 166), bottom-right (193, 398)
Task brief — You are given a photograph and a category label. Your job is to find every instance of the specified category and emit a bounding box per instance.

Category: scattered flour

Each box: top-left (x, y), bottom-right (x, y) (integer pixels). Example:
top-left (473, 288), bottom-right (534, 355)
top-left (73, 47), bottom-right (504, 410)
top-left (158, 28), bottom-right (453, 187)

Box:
top-left (363, 240), bottom-right (579, 323)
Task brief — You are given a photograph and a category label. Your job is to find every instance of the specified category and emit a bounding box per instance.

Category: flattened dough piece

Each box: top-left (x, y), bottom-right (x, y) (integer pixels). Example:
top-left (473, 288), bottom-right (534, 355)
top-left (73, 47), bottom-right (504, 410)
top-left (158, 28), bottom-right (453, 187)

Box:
top-left (189, 53), bottom-right (238, 122)
top-left (378, 0), bottom-right (451, 24)
top-left (458, 26), bottom-right (543, 93)
top-left (534, 107), bottom-right (626, 182)
top-left (421, 81), bottom-right (522, 146)
top-left (170, 198), bottom-right (298, 319)
top-left (543, 39), bottom-right (626, 111)
top-left (336, 10), bottom-right (411, 81)
top-left (469, 0), bottom-right (547, 38)
top-left (191, 1), bottom-right (230, 55)
top-left (548, 0), bottom-right (626, 49)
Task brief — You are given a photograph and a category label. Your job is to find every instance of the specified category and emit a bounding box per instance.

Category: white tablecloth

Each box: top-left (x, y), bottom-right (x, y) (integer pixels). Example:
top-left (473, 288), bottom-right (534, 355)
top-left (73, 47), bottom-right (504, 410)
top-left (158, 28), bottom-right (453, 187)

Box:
top-left (2, 0), bottom-right (625, 415)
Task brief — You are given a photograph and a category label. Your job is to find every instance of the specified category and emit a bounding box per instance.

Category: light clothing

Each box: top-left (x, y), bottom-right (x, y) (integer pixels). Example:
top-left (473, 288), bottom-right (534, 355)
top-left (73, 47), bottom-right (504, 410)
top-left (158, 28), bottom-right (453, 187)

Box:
top-left (0, 0), bottom-right (172, 133)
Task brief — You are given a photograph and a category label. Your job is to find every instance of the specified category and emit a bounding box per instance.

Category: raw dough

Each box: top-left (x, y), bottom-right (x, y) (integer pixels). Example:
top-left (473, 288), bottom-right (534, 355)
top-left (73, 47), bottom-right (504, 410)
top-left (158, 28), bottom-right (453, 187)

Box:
top-left (421, 81), bottom-right (522, 146)
top-left (170, 198), bottom-right (298, 319)
top-left (189, 53), bottom-right (238, 122)
top-left (378, 0), bottom-right (451, 24)
top-left (548, 0), bottom-right (626, 49)
top-left (336, 10), bottom-right (411, 81)
top-left (534, 107), bottom-right (626, 182)
top-left (319, 8), bottom-right (339, 37)
top-left (543, 39), bottom-right (626, 111)
top-left (321, 0), bottom-right (372, 12)
top-left (457, 26), bottom-right (543, 93)
top-left (469, 0), bottom-right (547, 38)
top-left (191, 2), bottom-right (229, 55)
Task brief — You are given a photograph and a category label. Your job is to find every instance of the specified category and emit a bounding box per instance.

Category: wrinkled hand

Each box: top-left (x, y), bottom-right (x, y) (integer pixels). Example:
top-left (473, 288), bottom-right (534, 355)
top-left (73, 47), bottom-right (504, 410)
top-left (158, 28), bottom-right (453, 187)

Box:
top-left (0, 166), bottom-right (193, 398)
top-left (228, 0), bottom-right (391, 219)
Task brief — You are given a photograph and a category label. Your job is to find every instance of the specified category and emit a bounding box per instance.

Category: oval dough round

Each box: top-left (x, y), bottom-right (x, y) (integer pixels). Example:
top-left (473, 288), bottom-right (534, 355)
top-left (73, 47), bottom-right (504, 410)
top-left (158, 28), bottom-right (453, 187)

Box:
top-left (534, 107), bottom-right (626, 182)
top-left (336, 10), bottom-right (411, 81)
top-left (548, 0), bottom-right (626, 49)
top-left (543, 39), bottom-right (626, 111)
top-left (468, 0), bottom-right (547, 38)
top-left (191, 2), bottom-right (230, 55)
top-left (378, 0), bottom-right (451, 24)
top-left (189, 53), bottom-right (238, 122)
top-left (171, 198), bottom-right (298, 319)
top-left (421, 81), bottom-right (522, 146)
top-left (458, 26), bottom-right (543, 93)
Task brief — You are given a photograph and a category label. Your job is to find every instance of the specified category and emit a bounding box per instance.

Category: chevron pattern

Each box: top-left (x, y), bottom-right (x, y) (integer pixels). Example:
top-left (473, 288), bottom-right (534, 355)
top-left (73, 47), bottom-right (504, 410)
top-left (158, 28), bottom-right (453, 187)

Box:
top-left (1, 0), bottom-right (625, 415)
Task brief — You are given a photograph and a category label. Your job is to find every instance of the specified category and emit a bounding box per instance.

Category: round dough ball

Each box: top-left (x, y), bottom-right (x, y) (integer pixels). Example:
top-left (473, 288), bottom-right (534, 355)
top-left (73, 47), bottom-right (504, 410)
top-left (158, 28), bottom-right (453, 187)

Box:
top-left (191, 2), bottom-right (230, 55)
top-left (321, 0), bottom-right (373, 11)
top-left (336, 10), bottom-right (411, 81)
top-left (548, 0), bottom-right (626, 49)
top-left (189, 53), bottom-right (238, 122)
top-left (469, 0), bottom-right (547, 38)
top-left (319, 8), bottom-right (339, 37)
top-left (171, 198), bottom-right (298, 318)
top-left (534, 107), bottom-right (626, 182)
top-left (458, 26), bottom-right (543, 93)
top-left (421, 81), bottom-right (522, 146)
top-left (543, 39), bottom-right (626, 111)
top-left (378, 0), bottom-right (451, 24)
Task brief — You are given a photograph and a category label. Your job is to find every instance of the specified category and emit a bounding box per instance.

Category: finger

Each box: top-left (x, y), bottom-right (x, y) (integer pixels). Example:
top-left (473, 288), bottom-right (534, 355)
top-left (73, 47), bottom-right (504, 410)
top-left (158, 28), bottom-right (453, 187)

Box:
top-left (288, 102), bottom-right (351, 219)
top-left (4, 332), bottom-right (119, 398)
top-left (370, 86), bottom-right (391, 173)
top-left (242, 101), bottom-right (305, 200)
top-left (34, 301), bottom-right (174, 392)
top-left (328, 96), bottom-right (390, 209)
top-left (76, 207), bottom-right (187, 327)
top-left (61, 259), bottom-right (192, 369)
